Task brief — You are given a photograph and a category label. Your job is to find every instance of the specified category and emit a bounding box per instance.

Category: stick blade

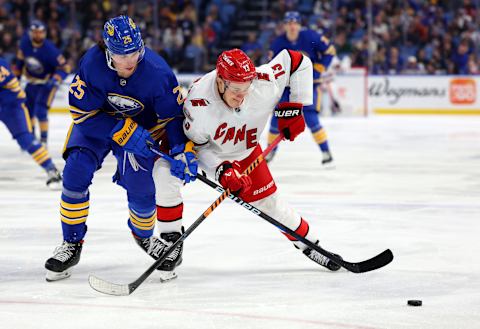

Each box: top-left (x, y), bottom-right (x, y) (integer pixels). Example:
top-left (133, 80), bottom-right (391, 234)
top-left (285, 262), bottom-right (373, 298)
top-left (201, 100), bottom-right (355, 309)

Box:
top-left (88, 274), bottom-right (131, 296)
top-left (350, 249), bottom-right (394, 273)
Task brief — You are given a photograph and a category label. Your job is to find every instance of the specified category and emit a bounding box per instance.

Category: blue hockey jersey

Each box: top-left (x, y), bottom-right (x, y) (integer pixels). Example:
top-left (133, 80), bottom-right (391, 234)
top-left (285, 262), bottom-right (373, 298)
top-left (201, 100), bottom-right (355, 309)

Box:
top-left (270, 29), bottom-right (336, 83)
top-left (0, 57), bottom-right (26, 106)
top-left (67, 45), bottom-right (186, 148)
top-left (15, 34), bottom-right (70, 83)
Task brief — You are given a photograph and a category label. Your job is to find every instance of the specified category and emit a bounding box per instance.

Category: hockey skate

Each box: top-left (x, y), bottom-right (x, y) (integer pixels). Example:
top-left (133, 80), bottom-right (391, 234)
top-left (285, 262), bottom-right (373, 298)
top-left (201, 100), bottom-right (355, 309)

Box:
top-left (157, 231), bottom-right (183, 282)
top-left (133, 234), bottom-right (168, 260)
top-left (46, 168), bottom-right (62, 190)
top-left (303, 240), bottom-right (342, 271)
top-left (133, 233), bottom-right (179, 282)
top-left (45, 240), bottom-right (83, 281)
top-left (321, 151), bottom-right (335, 169)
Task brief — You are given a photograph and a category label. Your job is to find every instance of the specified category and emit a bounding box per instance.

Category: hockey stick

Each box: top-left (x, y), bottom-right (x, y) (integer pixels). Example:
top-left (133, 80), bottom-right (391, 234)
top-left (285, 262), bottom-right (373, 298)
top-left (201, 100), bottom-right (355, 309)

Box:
top-left (194, 173), bottom-right (393, 273)
top-left (147, 144), bottom-right (393, 274)
top-left (88, 135), bottom-right (284, 296)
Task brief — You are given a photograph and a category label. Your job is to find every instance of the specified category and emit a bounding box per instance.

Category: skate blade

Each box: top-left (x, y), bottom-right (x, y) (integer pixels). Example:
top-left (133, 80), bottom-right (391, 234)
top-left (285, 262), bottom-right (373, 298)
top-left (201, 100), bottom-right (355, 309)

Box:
top-left (158, 270), bottom-right (177, 282)
top-left (322, 161), bottom-right (336, 170)
top-left (47, 181), bottom-right (62, 191)
top-left (46, 269), bottom-right (72, 282)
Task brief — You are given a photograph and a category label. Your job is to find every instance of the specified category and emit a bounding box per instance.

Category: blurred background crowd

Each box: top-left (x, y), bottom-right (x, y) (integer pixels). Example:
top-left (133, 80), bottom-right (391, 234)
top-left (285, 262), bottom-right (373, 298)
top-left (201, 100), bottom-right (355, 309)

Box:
top-left (0, 0), bottom-right (478, 75)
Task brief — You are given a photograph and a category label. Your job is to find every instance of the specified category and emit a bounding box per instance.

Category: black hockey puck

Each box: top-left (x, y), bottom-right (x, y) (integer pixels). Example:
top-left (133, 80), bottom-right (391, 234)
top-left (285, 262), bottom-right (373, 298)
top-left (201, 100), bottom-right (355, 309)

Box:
top-left (407, 300), bottom-right (422, 306)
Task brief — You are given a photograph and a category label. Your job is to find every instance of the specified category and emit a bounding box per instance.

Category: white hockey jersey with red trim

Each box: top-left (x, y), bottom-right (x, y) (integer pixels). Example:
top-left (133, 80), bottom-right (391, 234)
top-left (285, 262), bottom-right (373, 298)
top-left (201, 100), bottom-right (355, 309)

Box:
top-left (182, 49), bottom-right (313, 172)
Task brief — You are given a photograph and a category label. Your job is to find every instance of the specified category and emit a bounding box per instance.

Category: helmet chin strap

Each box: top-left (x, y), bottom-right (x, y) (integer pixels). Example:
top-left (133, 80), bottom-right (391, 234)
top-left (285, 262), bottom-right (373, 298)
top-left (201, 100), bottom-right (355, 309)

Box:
top-left (105, 50), bottom-right (117, 71)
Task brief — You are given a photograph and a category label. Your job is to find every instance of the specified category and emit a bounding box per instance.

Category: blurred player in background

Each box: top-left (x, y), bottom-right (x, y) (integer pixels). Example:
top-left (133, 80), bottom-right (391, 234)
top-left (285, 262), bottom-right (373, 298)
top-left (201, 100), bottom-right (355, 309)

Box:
top-left (266, 11), bottom-right (335, 167)
top-left (44, 15), bottom-right (197, 282)
top-left (0, 56), bottom-right (62, 188)
top-left (13, 20), bottom-right (70, 145)
top-left (174, 48), bottom-right (342, 274)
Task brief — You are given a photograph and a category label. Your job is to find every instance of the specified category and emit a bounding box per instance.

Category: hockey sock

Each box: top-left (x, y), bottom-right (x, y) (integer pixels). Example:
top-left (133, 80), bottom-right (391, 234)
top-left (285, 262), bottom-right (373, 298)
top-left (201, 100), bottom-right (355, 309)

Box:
top-left (156, 203), bottom-right (183, 233)
top-left (30, 144), bottom-right (55, 170)
top-left (39, 120), bottom-right (48, 143)
top-left (312, 128), bottom-right (330, 152)
top-left (128, 207), bottom-right (156, 239)
top-left (281, 218), bottom-right (318, 250)
top-left (60, 190), bottom-right (89, 243)
top-left (16, 133), bottom-right (55, 171)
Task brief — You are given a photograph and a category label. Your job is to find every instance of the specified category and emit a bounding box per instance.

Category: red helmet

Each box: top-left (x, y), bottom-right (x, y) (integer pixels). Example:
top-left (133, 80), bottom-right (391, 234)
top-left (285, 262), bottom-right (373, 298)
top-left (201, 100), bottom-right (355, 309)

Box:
top-left (216, 49), bottom-right (256, 83)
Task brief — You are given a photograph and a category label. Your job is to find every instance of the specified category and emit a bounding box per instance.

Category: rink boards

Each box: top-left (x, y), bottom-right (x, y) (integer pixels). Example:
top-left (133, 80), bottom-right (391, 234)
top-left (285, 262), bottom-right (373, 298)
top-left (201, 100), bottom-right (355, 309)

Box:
top-left (48, 73), bottom-right (480, 116)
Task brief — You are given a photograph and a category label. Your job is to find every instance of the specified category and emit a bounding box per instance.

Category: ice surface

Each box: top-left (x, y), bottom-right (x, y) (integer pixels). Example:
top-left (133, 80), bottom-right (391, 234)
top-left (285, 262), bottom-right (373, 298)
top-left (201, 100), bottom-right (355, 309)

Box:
top-left (1, 114), bottom-right (479, 329)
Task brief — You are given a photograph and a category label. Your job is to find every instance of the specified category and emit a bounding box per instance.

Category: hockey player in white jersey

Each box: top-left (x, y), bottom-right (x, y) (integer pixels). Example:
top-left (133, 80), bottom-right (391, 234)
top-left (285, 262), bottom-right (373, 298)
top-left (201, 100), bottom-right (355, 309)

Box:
top-left (176, 48), bottom-right (342, 270)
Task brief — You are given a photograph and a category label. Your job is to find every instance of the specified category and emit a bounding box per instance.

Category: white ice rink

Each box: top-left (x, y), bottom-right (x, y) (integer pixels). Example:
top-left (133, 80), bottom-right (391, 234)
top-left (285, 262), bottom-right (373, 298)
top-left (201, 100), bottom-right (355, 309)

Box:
top-left (1, 114), bottom-right (479, 329)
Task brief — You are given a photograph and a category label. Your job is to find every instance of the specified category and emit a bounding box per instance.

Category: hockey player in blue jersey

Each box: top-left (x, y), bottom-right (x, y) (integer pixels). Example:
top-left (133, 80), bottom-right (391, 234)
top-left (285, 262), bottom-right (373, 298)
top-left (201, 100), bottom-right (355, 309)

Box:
top-left (266, 11), bottom-right (335, 167)
top-left (44, 15), bottom-right (197, 282)
top-left (0, 57), bottom-right (62, 188)
top-left (14, 20), bottom-right (71, 145)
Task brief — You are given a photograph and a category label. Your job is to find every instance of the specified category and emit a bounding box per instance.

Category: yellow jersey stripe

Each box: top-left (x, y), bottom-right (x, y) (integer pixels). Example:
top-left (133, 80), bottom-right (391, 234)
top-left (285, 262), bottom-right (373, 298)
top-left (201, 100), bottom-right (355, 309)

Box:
top-left (69, 105), bottom-right (91, 114)
top-left (325, 45), bottom-right (336, 56)
top-left (21, 103), bottom-right (33, 132)
top-left (62, 123), bottom-right (74, 154)
top-left (47, 86), bottom-right (57, 107)
top-left (72, 110), bottom-right (100, 124)
top-left (313, 63), bottom-right (326, 73)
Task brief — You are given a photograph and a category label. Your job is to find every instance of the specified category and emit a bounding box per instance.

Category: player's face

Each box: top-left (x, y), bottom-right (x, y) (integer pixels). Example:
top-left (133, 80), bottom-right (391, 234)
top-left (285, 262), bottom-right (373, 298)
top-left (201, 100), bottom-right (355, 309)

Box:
top-left (222, 80), bottom-right (252, 108)
top-left (111, 51), bottom-right (141, 78)
top-left (285, 21), bottom-right (301, 37)
top-left (30, 29), bottom-right (46, 45)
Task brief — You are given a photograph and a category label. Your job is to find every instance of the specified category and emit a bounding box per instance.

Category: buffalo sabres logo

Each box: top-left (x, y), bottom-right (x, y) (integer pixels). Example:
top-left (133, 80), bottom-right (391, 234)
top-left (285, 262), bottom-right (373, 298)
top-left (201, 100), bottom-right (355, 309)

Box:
top-left (25, 56), bottom-right (44, 74)
top-left (107, 93), bottom-right (144, 117)
top-left (129, 18), bottom-right (136, 29)
top-left (106, 23), bottom-right (115, 36)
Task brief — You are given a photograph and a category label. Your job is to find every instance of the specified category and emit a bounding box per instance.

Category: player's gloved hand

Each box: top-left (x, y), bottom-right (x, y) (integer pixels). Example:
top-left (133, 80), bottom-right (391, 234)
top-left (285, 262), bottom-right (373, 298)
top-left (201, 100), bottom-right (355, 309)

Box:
top-left (215, 161), bottom-right (252, 194)
top-left (110, 117), bottom-right (155, 158)
top-left (275, 102), bottom-right (305, 141)
top-left (170, 141), bottom-right (198, 183)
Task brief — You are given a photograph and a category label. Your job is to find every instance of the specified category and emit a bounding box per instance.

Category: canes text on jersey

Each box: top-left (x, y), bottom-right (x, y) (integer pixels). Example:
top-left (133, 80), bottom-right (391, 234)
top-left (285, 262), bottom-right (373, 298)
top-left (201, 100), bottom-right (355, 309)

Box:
top-left (214, 122), bottom-right (257, 148)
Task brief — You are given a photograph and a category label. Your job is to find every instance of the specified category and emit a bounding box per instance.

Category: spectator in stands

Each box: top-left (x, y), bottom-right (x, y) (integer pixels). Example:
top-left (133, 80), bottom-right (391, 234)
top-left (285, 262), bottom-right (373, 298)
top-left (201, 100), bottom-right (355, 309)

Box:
top-left (402, 56), bottom-right (426, 75)
top-left (1, 0), bottom-right (478, 76)
top-left (467, 54), bottom-right (479, 74)
top-left (163, 22), bottom-right (185, 66)
top-left (386, 47), bottom-right (403, 74)
top-left (241, 32), bottom-right (262, 65)
top-left (178, 3), bottom-right (197, 44)
top-left (0, 30), bottom-right (16, 63)
top-left (451, 39), bottom-right (472, 74)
